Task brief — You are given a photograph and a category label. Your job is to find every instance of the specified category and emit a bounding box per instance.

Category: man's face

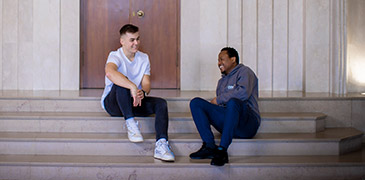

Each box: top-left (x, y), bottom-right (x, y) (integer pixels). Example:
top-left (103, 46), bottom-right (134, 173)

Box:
top-left (218, 50), bottom-right (236, 75)
top-left (120, 32), bottom-right (140, 54)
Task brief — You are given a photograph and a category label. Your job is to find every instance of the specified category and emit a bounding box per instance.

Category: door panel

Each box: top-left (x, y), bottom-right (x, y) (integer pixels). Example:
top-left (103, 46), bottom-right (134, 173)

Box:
top-left (80, 0), bottom-right (180, 89)
top-left (81, 0), bottom-right (129, 88)
top-left (131, 0), bottom-right (179, 88)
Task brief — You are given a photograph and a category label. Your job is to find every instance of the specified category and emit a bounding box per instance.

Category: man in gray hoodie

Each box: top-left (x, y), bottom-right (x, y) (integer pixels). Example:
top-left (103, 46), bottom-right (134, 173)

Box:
top-left (189, 47), bottom-right (261, 166)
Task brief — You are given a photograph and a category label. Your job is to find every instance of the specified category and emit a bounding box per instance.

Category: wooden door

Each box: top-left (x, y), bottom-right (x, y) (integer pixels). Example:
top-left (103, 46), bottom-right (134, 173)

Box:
top-left (80, 0), bottom-right (129, 88)
top-left (80, 0), bottom-right (180, 89)
top-left (130, 0), bottom-right (179, 89)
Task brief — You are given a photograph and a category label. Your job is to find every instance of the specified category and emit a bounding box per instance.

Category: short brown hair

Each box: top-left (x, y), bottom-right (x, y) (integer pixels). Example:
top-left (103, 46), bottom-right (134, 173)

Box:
top-left (119, 24), bottom-right (139, 36)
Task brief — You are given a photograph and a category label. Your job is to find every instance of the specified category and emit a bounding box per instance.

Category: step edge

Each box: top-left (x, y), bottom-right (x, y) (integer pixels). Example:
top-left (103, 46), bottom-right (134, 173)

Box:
top-left (0, 112), bottom-right (327, 121)
top-left (1, 155), bottom-right (365, 168)
top-left (0, 136), bottom-right (353, 143)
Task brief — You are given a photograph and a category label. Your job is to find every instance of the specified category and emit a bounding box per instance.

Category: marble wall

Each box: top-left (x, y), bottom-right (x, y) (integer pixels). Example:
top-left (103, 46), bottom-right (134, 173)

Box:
top-left (347, 0), bottom-right (365, 93)
top-left (0, 0), bottom-right (363, 92)
top-left (0, 0), bottom-right (79, 90)
top-left (180, 0), bottom-right (227, 90)
top-left (181, 0), bottom-right (346, 91)
top-left (181, 0), bottom-right (351, 92)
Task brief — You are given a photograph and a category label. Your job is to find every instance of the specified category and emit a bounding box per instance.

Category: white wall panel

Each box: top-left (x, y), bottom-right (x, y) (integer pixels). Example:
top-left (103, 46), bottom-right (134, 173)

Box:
top-left (18, 43), bottom-right (33, 89)
top-left (273, 0), bottom-right (288, 91)
top-left (329, 0), bottom-right (345, 94)
top-left (180, 0), bottom-right (200, 90)
top-left (347, 0), bottom-right (365, 92)
top-left (288, 0), bottom-right (304, 91)
top-left (242, 0), bottom-right (257, 73)
top-left (33, 0), bottom-right (60, 90)
top-left (305, 0), bottom-right (330, 92)
top-left (258, 0), bottom-right (273, 90)
top-left (18, 0), bottom-right (33, 90)
top-left (0, 0), bottom-right (3, 89)
top-left (2, 0), bottom-right (18, 90)
top-left (199, 0), bottom-right (227, 90)
top-left (228, 0), bottom-right (242, 57)
top-left (60, 0), bottom-right (79, 90)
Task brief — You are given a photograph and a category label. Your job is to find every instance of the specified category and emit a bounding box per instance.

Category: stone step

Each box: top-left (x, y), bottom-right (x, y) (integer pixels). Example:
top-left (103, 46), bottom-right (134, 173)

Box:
top-left (1, 148), bottom-right (365, 180)
top-left (0, 112), bottom-right (326, 133)
top-left (0, 96), bottom-right (191, 113)
top-left (0, 128), bottom-right (362, 156)
top-left (0, 91), bottom-right (361, 135)
top-left (0, 90), bottom-right (207, 113)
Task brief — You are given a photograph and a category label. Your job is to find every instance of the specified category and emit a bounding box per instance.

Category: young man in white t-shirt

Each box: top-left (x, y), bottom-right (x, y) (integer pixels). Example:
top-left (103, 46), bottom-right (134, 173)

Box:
top-left (101, 24), bottom-right (174, 162)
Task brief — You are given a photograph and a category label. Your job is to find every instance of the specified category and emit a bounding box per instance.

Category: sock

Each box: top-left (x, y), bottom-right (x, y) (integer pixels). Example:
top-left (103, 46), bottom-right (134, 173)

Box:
top-left (205, 142), bottom-right (217, 149)
top-left (217, 146), bottom-right (227, 152)
top-left (126, 117), bottom-right (135, 123)
top-left (157, 138), bottom-right (167, 142)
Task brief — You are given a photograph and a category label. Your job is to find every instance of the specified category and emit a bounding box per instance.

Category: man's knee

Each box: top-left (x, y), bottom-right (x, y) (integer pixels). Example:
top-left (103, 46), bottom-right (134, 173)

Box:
top-left (114, 85), bottom-right (129, 93)
top-left (190, 97), bottom-right (204, 109)
top-left (226, 98), bottom-right (248, 108)
top-left (155, 97), bottom-right (168, 110)
top-left (227, 98), bottom-right (241, 104)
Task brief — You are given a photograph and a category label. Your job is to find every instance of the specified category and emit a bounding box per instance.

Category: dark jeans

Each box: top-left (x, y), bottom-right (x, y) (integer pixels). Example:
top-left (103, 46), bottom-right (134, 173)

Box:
top-left (189, 97), bottom-right (259, 149)
top-left (104, 84), bottom-right (169, 140)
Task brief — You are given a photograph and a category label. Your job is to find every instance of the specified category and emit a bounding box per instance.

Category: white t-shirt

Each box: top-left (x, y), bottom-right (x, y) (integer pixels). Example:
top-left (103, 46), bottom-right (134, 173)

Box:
top-left (100, 47), bottom-right (151, 109)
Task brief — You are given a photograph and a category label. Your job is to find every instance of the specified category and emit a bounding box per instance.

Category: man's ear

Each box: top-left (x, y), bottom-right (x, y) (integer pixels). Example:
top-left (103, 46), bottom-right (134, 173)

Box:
top-left (119, 38), bottom-right (123, 46)
top-left (231, 57), bottom-right (236, 64)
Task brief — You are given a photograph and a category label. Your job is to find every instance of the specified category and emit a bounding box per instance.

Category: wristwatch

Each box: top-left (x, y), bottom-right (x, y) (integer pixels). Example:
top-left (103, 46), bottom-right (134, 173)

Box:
top-left (142, 90), bottom-right (147, 98)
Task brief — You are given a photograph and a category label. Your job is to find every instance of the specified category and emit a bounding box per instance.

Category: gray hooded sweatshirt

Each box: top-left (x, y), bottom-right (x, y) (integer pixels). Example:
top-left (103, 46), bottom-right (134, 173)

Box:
top-left (216, 64), bottom-right (261, 124)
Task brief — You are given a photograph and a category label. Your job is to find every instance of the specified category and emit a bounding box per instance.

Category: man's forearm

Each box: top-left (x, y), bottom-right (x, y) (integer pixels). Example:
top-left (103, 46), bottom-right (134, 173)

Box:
top-left (141, 75), bottom-right (151, 94)
top-left (106, 70), bottom-right (137, 91)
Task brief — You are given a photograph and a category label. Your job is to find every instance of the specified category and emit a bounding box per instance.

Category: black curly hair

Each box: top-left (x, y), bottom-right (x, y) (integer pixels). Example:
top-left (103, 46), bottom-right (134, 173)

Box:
top-left (221, 47), bottom-right (239, 64)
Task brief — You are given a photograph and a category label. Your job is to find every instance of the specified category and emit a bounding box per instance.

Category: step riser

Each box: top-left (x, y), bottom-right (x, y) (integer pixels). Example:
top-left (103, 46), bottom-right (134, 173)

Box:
top-left (1, 165), bottom-right (365, 180)
top-left (0, 117), bottom-right (325, 133)
top-left (0, 98), bottom-right (356, 114)
top-left (0, 119), bottom-right (197, 134)
top-left (0, 99), bottom-right (189, 113)
top-left (1, 139), bottom-right (360, 156)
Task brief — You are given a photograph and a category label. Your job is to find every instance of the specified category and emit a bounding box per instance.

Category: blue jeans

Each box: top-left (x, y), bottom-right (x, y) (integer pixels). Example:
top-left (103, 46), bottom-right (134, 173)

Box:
top-left (104, 84), bottom-right (169, 140)
top-left (189, 97), bottom-right (259, 149)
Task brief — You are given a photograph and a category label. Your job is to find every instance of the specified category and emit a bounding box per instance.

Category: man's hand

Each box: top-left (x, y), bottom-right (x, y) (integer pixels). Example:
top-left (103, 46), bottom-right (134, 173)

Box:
top-left (130, 87), bottom-right (142, 107)
top-left (210, 97), bottom-right (218, 105)
top-left (137, 89), bottom-right (145, 99)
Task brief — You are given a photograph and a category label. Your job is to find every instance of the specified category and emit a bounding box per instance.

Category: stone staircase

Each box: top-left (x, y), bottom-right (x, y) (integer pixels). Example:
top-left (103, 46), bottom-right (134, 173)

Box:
top-left (0, 90), bottom-right (364, 180)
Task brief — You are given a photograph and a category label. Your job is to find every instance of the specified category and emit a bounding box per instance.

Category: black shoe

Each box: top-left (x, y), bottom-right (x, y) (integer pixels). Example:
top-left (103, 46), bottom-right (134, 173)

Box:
top-left (210, 146), bottom-right (229, 166)
top-left (189, 143), bottom-right (216, 159)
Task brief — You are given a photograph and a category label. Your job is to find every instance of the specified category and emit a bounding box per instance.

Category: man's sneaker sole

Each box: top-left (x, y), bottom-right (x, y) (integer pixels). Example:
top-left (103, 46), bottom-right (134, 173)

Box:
top-left (129, 139), bottom-right (144, 143)
top-left (154, 154), bottom-right (175, 162)
top-left (189, 155), bottom-right (214, 159)
top-left (128, 136), bottom-right (144, 143)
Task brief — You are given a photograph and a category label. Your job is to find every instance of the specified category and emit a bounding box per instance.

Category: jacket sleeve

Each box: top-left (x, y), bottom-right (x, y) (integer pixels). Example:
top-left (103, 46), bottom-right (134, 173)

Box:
top-left (216, 69), bottom-right (255, 105)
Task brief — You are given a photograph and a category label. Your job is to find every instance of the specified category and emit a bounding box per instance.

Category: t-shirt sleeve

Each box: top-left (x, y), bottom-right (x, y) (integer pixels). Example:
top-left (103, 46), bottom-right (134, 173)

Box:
top-left (144, 56), bottom-right (151, 75)
top-left (106, 52), bottom-right (121, 67)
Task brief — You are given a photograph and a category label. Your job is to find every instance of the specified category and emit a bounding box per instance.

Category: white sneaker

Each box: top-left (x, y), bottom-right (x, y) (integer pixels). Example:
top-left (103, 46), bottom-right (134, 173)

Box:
top-left (125, 120), bottom-right (143, 142)
top-left (154, 138), bottom-right (175, 162)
